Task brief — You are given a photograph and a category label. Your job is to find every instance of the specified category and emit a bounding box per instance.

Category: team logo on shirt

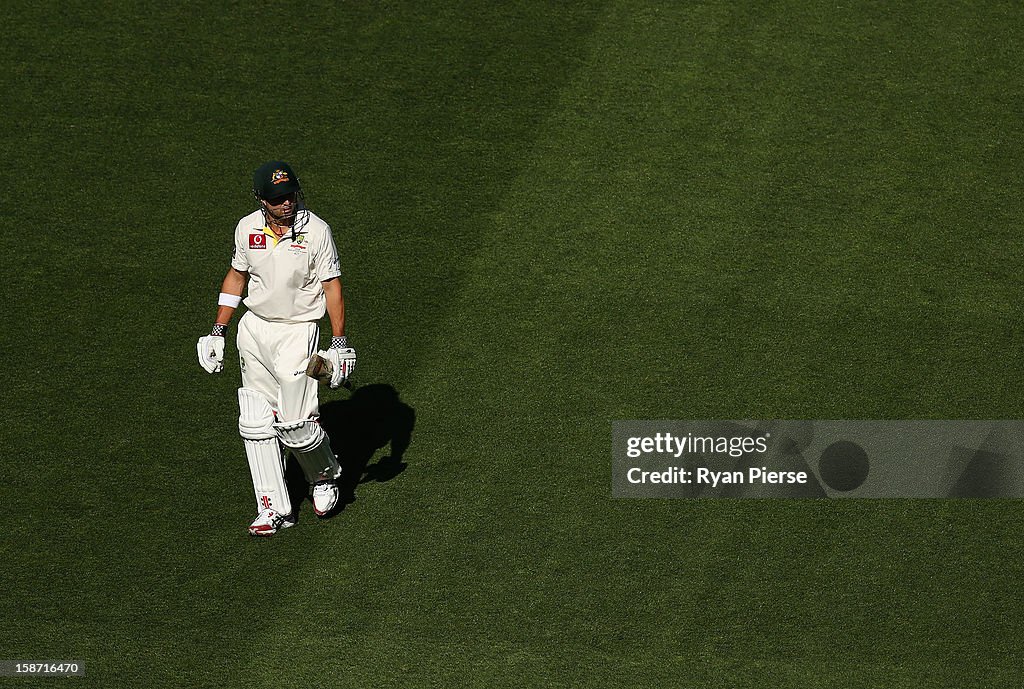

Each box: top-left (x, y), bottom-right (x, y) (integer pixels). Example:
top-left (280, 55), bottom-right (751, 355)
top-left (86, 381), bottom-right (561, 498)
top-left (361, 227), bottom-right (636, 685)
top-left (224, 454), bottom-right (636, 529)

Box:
top-left (272, 169), bottom-right (290, 185)
top-left (250, 233), bottom-right (267, 249)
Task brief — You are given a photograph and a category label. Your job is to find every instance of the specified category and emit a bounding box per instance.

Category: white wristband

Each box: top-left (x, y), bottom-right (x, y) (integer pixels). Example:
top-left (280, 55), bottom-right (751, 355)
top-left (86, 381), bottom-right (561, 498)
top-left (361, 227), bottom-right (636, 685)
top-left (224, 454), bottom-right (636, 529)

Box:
top-left (218, 293), bottom-right (242, 308)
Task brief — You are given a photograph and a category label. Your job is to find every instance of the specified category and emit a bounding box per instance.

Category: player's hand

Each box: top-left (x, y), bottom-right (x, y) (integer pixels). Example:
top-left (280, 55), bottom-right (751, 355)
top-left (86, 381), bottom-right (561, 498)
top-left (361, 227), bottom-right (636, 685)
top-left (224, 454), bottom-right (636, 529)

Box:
top-left (325, 343), bottom-right (356, 389)
top-left (197, 335), bottom-right (225, 373)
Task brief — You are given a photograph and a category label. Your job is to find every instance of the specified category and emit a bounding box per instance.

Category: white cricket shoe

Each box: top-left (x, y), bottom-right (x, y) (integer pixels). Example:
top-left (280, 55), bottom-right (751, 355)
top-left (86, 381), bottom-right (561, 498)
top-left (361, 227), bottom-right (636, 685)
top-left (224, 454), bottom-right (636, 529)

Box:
top-left (248, 509), bottom-right (296, 537)
top-left (312, 481), bottom-right (339, 517)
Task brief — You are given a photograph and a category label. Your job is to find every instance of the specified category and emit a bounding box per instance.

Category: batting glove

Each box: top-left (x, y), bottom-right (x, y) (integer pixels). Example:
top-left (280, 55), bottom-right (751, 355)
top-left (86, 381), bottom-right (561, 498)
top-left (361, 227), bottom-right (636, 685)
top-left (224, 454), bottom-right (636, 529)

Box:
top-left (325, 337), bottom-right (356, 389)
top-left (197, 334), bottom-right (225, 373)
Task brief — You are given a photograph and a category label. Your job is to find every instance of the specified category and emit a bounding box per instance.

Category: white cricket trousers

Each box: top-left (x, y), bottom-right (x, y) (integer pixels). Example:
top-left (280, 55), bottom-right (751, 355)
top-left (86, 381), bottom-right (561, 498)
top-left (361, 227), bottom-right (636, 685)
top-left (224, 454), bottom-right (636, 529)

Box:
top-left (236, 310), bottom-right (320, 422)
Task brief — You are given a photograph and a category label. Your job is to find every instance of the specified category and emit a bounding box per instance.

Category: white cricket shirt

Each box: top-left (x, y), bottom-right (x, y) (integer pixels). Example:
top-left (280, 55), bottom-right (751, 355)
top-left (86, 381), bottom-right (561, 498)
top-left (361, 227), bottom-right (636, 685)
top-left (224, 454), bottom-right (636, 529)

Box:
top-left (229, 208), bottom-right (342, 323)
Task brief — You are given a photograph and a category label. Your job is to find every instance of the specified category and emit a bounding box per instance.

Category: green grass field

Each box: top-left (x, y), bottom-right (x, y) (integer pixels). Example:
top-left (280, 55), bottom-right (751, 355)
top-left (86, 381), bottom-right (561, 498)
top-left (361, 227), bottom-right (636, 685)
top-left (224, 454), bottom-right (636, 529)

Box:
top-left (4, 1), bottom-right (1024, 686)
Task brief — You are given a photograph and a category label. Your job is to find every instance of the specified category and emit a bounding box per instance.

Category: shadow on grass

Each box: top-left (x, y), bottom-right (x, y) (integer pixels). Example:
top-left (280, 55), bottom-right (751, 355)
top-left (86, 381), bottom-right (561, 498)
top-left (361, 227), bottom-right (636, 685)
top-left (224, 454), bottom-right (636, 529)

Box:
top-left (284, 383), bottom-right (414, 516)
top-left (306, 383), bottom-right (415, 509)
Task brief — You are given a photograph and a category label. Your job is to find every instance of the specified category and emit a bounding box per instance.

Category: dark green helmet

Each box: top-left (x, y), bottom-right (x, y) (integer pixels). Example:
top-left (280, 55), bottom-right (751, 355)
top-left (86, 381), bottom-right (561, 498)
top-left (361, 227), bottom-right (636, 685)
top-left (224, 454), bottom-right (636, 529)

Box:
top-left (253, 160), bottom-right (301, 200)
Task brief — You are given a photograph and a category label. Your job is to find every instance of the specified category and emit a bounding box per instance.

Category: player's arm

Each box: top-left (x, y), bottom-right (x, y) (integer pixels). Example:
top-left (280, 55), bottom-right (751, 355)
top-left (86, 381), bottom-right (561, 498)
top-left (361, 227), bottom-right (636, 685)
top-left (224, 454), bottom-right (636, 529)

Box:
top-left (215, 267), bottom-right (249, 327)
top-left (321, 277), bottom-right (355, 388)
top-left (197, 267), bottom-right (248, 374)
top-left (322, 276), bottom-right (345, 337)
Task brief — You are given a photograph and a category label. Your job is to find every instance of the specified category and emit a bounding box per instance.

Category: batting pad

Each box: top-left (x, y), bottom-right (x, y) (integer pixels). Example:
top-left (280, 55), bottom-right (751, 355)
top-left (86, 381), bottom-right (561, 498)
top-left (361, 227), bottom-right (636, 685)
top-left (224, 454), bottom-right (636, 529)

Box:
top-left (274, 418), bottom-right (342, 483)
top-left (237, 387), bottom-right (276, 441)
top-left (243, 438), bottom-right (292, 516)
top-left (238, 388), bottom-right (292, 516)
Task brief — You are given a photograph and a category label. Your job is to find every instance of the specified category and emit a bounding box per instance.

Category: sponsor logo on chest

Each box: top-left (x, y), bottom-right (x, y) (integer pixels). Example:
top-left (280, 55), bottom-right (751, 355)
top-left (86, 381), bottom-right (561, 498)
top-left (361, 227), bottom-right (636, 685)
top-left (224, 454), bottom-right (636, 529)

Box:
top-left (289, 233), bottom-right (308, 253)
top-left (250, 233), bottom-right (268, 249)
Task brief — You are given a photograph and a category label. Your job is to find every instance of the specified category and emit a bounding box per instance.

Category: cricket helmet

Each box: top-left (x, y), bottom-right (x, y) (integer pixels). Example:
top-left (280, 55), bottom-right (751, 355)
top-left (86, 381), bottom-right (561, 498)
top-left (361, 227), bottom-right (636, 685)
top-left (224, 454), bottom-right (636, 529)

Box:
top-left (253, 160), bottom-right (302, 201)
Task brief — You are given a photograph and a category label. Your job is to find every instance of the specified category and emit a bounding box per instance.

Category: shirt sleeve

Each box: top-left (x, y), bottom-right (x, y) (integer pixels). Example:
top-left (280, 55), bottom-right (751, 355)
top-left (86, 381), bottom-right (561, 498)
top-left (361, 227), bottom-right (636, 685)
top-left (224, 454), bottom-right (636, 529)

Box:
top-left (315, 224), bottom-right (342, 281)
top-left (230, 222), bottom-right (249, 273)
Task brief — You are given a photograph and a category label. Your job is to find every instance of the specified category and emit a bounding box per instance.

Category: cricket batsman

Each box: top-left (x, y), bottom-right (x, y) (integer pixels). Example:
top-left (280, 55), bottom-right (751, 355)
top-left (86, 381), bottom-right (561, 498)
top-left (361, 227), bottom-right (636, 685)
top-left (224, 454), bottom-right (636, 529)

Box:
top-left (197, 161), bottom-right (356, 536)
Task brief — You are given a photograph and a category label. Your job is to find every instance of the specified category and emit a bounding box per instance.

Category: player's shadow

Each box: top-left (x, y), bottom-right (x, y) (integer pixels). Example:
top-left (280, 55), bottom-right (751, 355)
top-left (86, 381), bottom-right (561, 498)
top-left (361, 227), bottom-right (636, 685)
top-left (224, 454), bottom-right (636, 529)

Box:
top-left (313, 383), bottom-right (414, 508)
